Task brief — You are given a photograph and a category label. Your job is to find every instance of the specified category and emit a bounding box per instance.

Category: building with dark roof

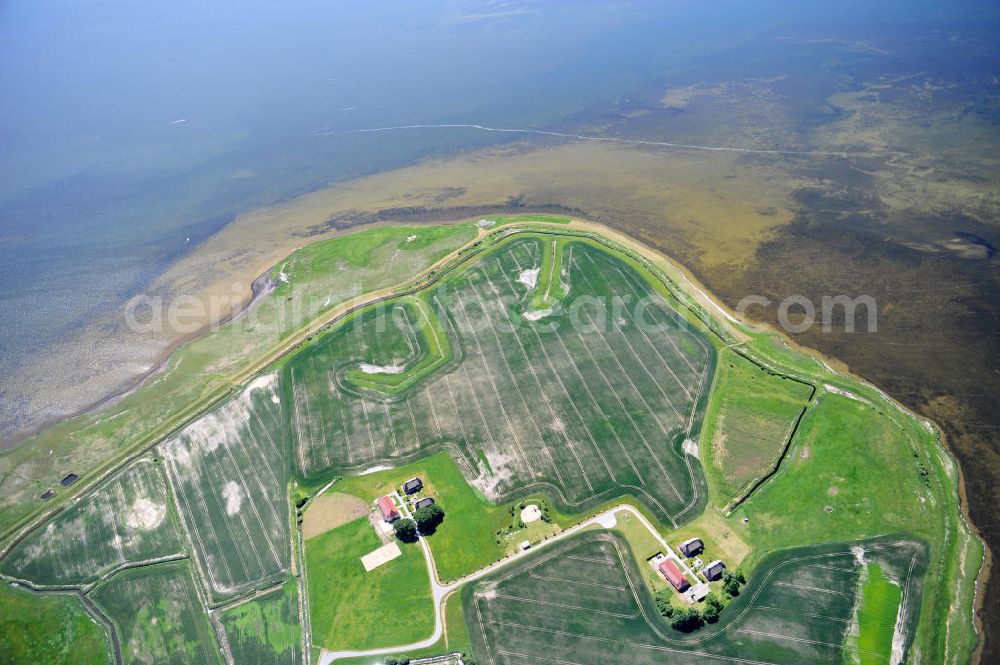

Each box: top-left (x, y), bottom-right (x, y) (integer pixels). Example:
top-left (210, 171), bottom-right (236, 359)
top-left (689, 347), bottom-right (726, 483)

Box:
top-left (61, 473), bottom-right (79, 487)
top-left (678, 537), bottom-right (704, 558)
top-left (403, 477), bottom-right (424, 495)
top-left (40, 489), bottom-right (56, 501)
top-left (704, 560), bottom-right (726, 581)
top-left (414, 497), bottom-right (435, 510)
top-left (658, 559), bottom-right (690, 592)
top-left (377, 496), bottom-right (400, 522)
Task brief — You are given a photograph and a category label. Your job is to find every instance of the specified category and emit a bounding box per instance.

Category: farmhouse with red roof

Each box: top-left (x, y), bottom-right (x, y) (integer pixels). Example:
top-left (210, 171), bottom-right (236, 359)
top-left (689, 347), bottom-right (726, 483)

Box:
top-left (658, 559), bottom-right (690, 592)
top-left (377, 495), bottom-right (400, 522)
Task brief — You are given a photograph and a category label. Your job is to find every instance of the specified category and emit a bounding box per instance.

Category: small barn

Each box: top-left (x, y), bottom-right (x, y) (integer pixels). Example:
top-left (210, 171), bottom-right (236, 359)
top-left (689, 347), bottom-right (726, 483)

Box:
top-left (414, 497), bottom-right (435, 510)
top-left (403, 477), bottom-right (424, 495)
top-left (377, 496), bottom-right (400, 522)
top-left (60, 473), bottom-right (79, 487)
top-left (704, 560), bottom-right (726, 581)
top-left (658, 559), bottom-right (690, 592)
top-left (678, 537), bottom-right (704, 558)
top-left (40, 489), bottom-right (56, 501)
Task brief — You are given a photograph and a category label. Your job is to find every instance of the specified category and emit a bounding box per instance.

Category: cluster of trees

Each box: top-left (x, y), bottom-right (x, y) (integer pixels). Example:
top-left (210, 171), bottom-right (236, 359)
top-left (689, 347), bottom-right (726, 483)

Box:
top-left (654, 569), bottom-right (746, 632)
top-left (655, 591), bottom-right (715, 632)
top-left (721, 569), bottom-right (745, 597)
top-left (393, 504), bottom-right (446, 543)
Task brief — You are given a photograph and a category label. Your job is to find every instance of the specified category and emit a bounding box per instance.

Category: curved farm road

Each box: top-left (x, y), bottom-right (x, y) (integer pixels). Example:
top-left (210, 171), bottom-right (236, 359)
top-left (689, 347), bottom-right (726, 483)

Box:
top-left (318, 504), bottom-right (691, 664)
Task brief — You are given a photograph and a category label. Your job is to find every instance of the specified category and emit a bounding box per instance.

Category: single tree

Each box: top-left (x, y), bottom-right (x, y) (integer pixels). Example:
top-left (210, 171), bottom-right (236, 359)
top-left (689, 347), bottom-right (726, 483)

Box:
top-left (412, 504), bottom-right (445, 535)
top-left (393, 518), bottom-right (418, 543)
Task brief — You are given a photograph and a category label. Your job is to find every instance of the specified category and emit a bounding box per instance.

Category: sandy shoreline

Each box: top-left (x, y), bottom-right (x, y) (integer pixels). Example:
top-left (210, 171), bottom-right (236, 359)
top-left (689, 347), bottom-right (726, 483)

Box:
top-left (1, 137), bottom-right (798, 448)
top-left (43, 262), bottom-right (285, 444)
top-left (0, 200), bottom-right (576, 452)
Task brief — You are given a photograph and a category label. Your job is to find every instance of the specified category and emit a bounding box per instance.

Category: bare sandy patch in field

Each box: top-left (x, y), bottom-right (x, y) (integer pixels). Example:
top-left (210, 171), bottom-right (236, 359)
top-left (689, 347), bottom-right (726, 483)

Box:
top-left (303, 492), bottom-right (369, 539)
top-left (221, 481), bottom-right (243, 516)
top-left (711, 431), bottom-right (729, 469)
top-left (477, 582), bottom-right (500, 600)
top-left (520, 504), bottom-right (542, 523)
top-left (359, 363), bottom-right (404, 374)
top-left (360, 541), bottom-right (402, 572)
top-left (518, 268), bottom-right (539, 289)
top-left (124, 498), bottom-right (167, 531)
top-left (473, 450), bottom-right (516, 501)
top-left (523, 308), bottom-right (553, 321)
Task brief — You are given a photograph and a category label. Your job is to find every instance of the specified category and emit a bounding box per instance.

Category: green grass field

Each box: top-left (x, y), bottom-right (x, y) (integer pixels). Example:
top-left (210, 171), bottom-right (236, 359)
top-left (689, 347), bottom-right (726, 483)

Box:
top-left (0, 583), bottom-right (109, 665)
top-left (305, 516), bottom-right (433, 651)
top-left (218, 581), bottom-right (300, 665)
top-left (853, 563), bottom-right (903, 664)
top-left (699, 348), bottom-right (814, 506)
top-left (334, 590), bottom-right (473, 665)
top-left (733, 392), bottom-right (938, 553)
top-left (491, 214), bottom-right (573, 227)
top-left (274, 225), bottom-right (473, 286)
top-left (529, 236), bottom-right (567, 309)
top-left (90, 561), bottom-right (221, 665)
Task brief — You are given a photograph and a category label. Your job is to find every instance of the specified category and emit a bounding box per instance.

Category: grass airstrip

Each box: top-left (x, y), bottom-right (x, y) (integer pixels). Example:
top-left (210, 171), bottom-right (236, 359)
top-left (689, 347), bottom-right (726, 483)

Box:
top-left (0, 216), bottom-right (983, 665)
